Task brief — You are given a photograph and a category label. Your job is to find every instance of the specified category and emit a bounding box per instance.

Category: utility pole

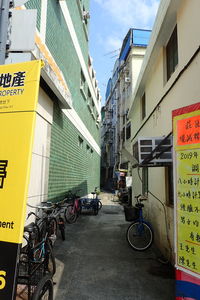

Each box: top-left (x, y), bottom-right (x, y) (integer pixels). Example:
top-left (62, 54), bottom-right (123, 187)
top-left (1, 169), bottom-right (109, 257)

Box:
top-left (0, 0), bottom-right (10, 64)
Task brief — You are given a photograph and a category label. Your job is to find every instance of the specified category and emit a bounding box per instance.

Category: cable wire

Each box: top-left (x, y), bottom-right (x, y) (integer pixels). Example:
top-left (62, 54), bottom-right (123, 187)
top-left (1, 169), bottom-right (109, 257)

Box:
top-left (137, 167), bottom-right (172, 263)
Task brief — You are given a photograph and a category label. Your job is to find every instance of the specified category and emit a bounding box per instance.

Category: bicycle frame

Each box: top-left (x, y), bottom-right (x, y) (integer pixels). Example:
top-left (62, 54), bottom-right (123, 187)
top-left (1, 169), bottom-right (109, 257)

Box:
top-left (133, 198), bottom-right (153, 233)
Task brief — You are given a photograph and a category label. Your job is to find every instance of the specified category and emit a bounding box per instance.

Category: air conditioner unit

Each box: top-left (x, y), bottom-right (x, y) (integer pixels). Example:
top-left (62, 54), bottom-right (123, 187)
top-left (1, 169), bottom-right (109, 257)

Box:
top-left (83, 11), bottom-right (90, 20)
top-left (133, 136), bottom-right (172, 166)
top-left (125, 77), bottom-right (131, 83)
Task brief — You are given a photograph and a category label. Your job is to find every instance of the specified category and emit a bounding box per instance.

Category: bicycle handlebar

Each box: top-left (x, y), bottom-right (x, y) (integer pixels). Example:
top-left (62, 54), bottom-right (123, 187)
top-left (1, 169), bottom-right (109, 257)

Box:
top-left (27, 202), bottom-right (54, 210)
top-left (134, 194), bottom-right (148, 201)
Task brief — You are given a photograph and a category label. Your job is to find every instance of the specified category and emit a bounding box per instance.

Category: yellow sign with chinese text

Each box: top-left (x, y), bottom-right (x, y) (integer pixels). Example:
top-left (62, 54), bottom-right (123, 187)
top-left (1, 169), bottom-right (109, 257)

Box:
top-left (0, 60), bottom-right (42, 113)
top-left (173, 104), bottom-right (200, 278)
top-left (0, 60), bottom-right (42, 244)
top-left (176, 149), bottom-right (200, 275)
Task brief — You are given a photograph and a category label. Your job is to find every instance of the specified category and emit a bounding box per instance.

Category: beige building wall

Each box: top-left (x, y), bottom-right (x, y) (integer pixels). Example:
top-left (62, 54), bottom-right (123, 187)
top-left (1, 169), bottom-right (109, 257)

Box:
top-left (26, 88), bottom-right (53, 220)
top-left (128, 0), bottom-right (200, 260)
top-left (120, 47), bottom-right (147, 168)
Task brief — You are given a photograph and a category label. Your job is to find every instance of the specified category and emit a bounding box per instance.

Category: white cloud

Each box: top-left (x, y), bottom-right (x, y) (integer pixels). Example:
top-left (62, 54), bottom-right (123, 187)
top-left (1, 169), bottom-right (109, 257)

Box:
top-left (94, 0), bottom-right (159, 29)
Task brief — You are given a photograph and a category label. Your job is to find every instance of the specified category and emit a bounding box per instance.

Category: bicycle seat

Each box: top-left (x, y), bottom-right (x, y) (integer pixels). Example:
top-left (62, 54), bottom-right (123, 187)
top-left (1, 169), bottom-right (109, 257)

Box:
top-left (24, 222), bottom-right (36, 233)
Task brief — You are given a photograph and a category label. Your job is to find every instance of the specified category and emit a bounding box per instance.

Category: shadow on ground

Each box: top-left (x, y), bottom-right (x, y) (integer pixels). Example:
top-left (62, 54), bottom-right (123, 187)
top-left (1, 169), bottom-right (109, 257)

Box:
top-left (53, 196), bottom-right (175, 300)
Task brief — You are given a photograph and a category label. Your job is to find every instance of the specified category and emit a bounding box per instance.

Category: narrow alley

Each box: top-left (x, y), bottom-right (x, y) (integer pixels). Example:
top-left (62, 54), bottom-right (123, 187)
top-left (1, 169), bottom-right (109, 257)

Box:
top-left (53, 193), bottom-right (175, 300)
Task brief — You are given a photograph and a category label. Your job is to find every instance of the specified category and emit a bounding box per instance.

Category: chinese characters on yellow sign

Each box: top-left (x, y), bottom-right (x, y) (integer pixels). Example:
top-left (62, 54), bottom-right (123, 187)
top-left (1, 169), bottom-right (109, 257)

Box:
top-left (173, 103), bottom-right (200, 278)
top-left (177, 149), bottom-right (200, 274)
top-left (0, 60), bottom-right (42, 299)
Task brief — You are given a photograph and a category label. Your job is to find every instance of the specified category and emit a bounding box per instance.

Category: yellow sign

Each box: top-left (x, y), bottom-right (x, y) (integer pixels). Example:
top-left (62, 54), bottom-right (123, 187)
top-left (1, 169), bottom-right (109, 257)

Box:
top-left (0, 60), bottom-right (42, 113)
top-left (176, 149), bottom-right (200, 275)
top-left (173, 103), bottom-right (200, 278)
top-left (0, 60), bottom-right (42, 244)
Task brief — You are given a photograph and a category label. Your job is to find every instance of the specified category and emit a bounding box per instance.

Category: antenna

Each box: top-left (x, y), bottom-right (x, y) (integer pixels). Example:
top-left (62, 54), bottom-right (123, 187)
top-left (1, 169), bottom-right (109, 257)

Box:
top-left (103, 48), bottom-right (120, 57)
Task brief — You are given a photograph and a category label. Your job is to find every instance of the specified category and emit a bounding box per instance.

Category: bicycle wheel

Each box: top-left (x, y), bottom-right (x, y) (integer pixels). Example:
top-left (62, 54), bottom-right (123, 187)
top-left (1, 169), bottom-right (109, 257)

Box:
top-left (93, 202), bottom-right (99, 215)
top-left (64, 205), bottom-right (77, 224)
top-left (46, 241), bottom-right (56, 275)
top-left (48, 218), bottom-right (57, 237)
top-left (126, 221), bottom-right (153, 251)
top-left (60, 227), bottom-right (65, 241)
top-left (32, 274), bottom-right (53, 300)
top-left (58, 217), bottom-right (65, 241)
top-left (98, 200), bottom-right (102, 210)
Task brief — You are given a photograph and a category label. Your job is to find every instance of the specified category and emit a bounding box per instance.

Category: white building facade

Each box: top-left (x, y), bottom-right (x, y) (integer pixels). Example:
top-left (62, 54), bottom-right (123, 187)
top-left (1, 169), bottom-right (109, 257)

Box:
top-left (128, 0), bottom-right (200, 261)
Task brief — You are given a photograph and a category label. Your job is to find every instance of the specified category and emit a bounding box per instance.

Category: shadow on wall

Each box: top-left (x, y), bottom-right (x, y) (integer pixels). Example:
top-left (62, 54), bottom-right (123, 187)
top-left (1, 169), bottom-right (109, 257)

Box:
top-left (49, 180), bottom-right (89, 203)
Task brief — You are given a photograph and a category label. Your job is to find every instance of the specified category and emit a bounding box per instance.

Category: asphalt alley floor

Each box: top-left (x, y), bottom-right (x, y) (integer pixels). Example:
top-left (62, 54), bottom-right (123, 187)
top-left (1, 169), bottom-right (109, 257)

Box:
top-left (53, 192), bottom-right (175, 300)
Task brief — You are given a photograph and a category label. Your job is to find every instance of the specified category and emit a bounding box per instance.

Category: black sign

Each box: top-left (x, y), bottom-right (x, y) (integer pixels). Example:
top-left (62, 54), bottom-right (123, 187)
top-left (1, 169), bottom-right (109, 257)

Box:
top-left (0, 241), bottom-right (20, 299)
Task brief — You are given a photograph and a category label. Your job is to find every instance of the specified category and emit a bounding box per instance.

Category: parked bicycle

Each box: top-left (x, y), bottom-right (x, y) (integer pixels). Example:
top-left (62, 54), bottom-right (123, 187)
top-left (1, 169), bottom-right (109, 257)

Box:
top-left (27, 200), bottom-right (66, 242)
top-left (79, 187), bottom-right (102, 215)
top-left (17, 222), bottom-right (55, 299)
top-left (126, 194), bottom-right (153, 251)
top-left (64, 190), bottom-right (82, 223)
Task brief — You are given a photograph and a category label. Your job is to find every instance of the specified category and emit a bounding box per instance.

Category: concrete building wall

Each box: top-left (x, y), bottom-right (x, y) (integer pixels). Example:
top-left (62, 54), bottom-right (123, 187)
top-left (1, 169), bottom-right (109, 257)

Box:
top-left (27, 88), bottom-right (53, 210)
top-left (129, 0), bottom-right (200, 260)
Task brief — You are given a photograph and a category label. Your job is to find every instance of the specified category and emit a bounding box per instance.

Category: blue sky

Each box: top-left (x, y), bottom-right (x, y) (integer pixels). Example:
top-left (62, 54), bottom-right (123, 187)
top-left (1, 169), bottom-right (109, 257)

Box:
top-left (89, 0), bottom-right (160, 105)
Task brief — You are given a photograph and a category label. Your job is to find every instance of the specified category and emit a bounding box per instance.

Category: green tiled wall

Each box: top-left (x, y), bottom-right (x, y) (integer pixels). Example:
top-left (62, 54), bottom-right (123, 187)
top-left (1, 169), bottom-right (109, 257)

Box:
top-left (45, 0), bottom-right (99, 144)
top-left (48, 102), bottom-right (100, 202)
top-left (26, 0), bottom-right (100, 201)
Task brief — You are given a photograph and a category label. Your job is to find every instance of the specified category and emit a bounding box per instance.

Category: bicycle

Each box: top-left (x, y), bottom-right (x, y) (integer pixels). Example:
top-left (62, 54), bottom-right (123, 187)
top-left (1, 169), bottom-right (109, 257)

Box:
top-left (17, 223), bottom-right (55, 299)
top-left (126, 194), bottom-right (153, 251)
top-left (64, 190), bottom-right (82, 223)
top-left (79, 187), bottom-right (102, 215)
top-left (27, 201), bottom-right (66, 242)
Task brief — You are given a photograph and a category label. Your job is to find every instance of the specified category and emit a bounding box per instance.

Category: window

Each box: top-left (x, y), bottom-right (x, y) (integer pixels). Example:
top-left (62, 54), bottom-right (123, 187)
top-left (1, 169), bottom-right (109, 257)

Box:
top-left (88, 88), bottom-right (91, 98)
top-left (80, 70), bottom-right (85, 87)
top-left (142, 167), bottom-right (148, 195)
top-left (166, 25), bottom-right (178, 80)
top-left (80, 70), bottom-right (87, 99)
top-left (78, 136), bottom-right (83, 148)
top-left (126, 122), bottom-right (131, 140)
top-left (86, 144), bottom-right (90, 152)
top-left (121, 128), bottom-right (125, 143)
top-left (123, 114), bottom-right (126, 125)
top-left (141, 93), bottom-right (146, 120)
top-left (165, 165), bottom-right (174, 206)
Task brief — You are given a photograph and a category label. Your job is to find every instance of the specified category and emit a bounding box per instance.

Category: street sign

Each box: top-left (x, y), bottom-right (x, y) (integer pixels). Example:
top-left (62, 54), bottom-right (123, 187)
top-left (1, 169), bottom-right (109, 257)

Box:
top-left (9, 9), bottom-right (37, 52)
top-left (0, 60), bottom-right (43, 299)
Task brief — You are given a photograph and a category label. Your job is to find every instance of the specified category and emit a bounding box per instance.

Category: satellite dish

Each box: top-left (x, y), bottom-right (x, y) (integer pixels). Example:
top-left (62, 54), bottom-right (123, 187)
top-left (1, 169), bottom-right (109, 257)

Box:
top-left (14, 0), bottom-right (29, 7)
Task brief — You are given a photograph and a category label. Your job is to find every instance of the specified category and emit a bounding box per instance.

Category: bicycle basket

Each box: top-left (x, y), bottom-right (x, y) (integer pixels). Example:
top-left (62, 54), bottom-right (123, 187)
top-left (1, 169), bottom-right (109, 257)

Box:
top-left (124, 205), bottom-right (139, 222)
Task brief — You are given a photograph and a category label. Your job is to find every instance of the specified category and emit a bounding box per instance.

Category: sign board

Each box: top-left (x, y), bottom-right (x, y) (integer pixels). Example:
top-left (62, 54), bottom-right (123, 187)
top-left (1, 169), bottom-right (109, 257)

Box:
top-left (0, 60), bottom-right (42, 299)
top-left (176, 269), bottom-right (200, 299)
top-left (9, 10), bottom-right (37, 52)
top-left (173, 102), bottom-right (200, 280)
top-left (14, 0), bottom-right (29, 7)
